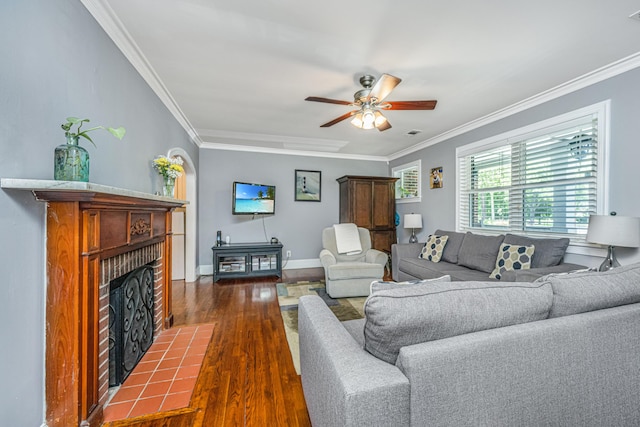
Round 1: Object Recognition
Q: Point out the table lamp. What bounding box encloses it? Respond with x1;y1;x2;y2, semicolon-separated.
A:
586;212;640;271
404;213;422;243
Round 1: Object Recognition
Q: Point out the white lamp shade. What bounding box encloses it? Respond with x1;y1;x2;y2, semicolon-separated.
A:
404;213;423;229
586;215;640;248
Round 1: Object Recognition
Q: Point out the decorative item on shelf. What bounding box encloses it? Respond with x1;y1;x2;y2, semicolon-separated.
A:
404;213;423;243
586;212;640;271
152;155;184;198
54;117;126;182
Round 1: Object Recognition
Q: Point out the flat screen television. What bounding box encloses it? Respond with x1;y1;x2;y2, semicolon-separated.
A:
232;181;276;215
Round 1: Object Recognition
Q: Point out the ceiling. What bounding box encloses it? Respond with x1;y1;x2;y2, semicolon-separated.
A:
86;0;640;160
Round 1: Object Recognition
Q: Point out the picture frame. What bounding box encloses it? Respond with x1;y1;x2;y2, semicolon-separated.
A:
430;166;443;189
295;170;321;201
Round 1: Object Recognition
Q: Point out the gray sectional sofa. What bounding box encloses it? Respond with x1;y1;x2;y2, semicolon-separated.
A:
392;229;586;282
299;263;640;426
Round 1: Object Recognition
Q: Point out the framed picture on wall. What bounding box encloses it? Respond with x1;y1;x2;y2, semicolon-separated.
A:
430;166;443;189
295;170;321;201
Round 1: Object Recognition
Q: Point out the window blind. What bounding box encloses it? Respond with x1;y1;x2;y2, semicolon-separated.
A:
458;115;598;240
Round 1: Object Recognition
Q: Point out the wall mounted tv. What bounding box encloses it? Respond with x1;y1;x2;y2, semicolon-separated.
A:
232;181;276;215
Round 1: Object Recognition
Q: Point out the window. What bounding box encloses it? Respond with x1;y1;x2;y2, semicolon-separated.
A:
393;160;421;203
457;102;609;241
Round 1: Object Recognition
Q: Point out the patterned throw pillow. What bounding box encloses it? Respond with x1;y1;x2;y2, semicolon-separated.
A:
419;234;449;262
490;243;535;279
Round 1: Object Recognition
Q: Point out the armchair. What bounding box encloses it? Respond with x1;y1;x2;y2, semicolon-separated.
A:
319;225;387;298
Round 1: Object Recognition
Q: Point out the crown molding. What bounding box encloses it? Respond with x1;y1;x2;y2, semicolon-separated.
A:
388;51;640;161
81;0;202;147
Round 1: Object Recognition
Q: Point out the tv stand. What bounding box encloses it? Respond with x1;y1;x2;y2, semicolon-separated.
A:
212;242;283;282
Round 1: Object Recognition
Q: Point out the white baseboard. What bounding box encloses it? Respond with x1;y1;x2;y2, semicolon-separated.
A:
197;258;321;276
198;264;213;276
282;258;322;270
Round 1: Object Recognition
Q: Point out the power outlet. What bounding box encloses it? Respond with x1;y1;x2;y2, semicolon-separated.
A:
286;250;292;258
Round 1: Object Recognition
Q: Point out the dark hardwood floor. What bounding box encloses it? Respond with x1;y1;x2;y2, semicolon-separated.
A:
168;268;322;426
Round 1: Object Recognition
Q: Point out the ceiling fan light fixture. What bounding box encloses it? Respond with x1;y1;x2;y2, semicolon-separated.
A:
374;110;387;127
350;112;364;128
307;73;437;129
362;109;375;126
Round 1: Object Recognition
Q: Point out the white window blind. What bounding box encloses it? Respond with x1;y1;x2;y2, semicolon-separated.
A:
458;110;604;241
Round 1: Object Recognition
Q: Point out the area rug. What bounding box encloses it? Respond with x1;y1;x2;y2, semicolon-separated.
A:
277;280;366;374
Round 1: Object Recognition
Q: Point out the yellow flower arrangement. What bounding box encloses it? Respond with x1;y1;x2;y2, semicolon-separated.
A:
153;155;184;179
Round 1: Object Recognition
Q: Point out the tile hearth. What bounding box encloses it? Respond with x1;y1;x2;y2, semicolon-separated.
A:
103;324;213;422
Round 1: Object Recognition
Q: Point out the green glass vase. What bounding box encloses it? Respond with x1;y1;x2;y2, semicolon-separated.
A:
54;135;89;182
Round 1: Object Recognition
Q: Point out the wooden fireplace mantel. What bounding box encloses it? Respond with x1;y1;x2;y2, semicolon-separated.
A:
1;179;186;427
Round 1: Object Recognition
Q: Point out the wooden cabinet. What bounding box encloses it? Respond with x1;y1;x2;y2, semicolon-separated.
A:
212;242;283;282
337;175;398;254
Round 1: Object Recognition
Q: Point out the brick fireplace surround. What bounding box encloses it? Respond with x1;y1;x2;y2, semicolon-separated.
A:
1;179;185;427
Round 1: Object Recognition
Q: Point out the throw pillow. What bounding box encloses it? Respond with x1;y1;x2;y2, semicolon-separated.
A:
490;243;535;280
503;233;569;268
419;234;449;262
370;275;451;294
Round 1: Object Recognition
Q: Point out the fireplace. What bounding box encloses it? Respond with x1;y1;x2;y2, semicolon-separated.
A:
100;243;165;399
2;179;185;427
109;264;155;386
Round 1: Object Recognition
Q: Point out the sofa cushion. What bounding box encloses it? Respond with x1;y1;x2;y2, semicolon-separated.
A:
489;243;535;280
419;235;449;262
457;233;505;273
539;262;640;318
439;269;497;281
370;275;451;293
363;281;553;364
399;258;472;280
434;229;466;264
503;233;569;268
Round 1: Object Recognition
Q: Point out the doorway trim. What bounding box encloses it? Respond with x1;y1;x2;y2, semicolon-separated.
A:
168;147;197;282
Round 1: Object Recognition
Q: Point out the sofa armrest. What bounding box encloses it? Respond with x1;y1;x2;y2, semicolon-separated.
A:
365;248;388;267
319;249;337;270
298;295;410;427
391;243;424;281
500;263;588;282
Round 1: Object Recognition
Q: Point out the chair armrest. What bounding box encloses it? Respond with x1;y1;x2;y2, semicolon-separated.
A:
298;295;410;427
319;249;336;269
500;263;588;282
365;248;388;267
391;243;424;281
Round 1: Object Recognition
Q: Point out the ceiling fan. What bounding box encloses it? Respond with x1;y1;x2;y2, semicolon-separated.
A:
305;73;437;131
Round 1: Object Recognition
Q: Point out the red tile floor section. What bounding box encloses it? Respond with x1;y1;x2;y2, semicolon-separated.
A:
103;324;214;422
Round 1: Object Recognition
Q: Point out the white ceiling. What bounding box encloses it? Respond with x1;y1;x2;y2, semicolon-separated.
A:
86;0;640;160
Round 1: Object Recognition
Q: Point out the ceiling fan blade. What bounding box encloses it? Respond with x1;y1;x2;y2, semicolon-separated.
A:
320;111;357;127
368;74;401;103
305;96;352;106
385;100;438;110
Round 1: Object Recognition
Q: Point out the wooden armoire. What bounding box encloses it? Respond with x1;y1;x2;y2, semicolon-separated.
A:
336;175;398;254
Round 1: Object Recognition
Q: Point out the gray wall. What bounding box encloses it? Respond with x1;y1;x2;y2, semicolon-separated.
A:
391;67;640;268
198;149;388;267
0;1;197;425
